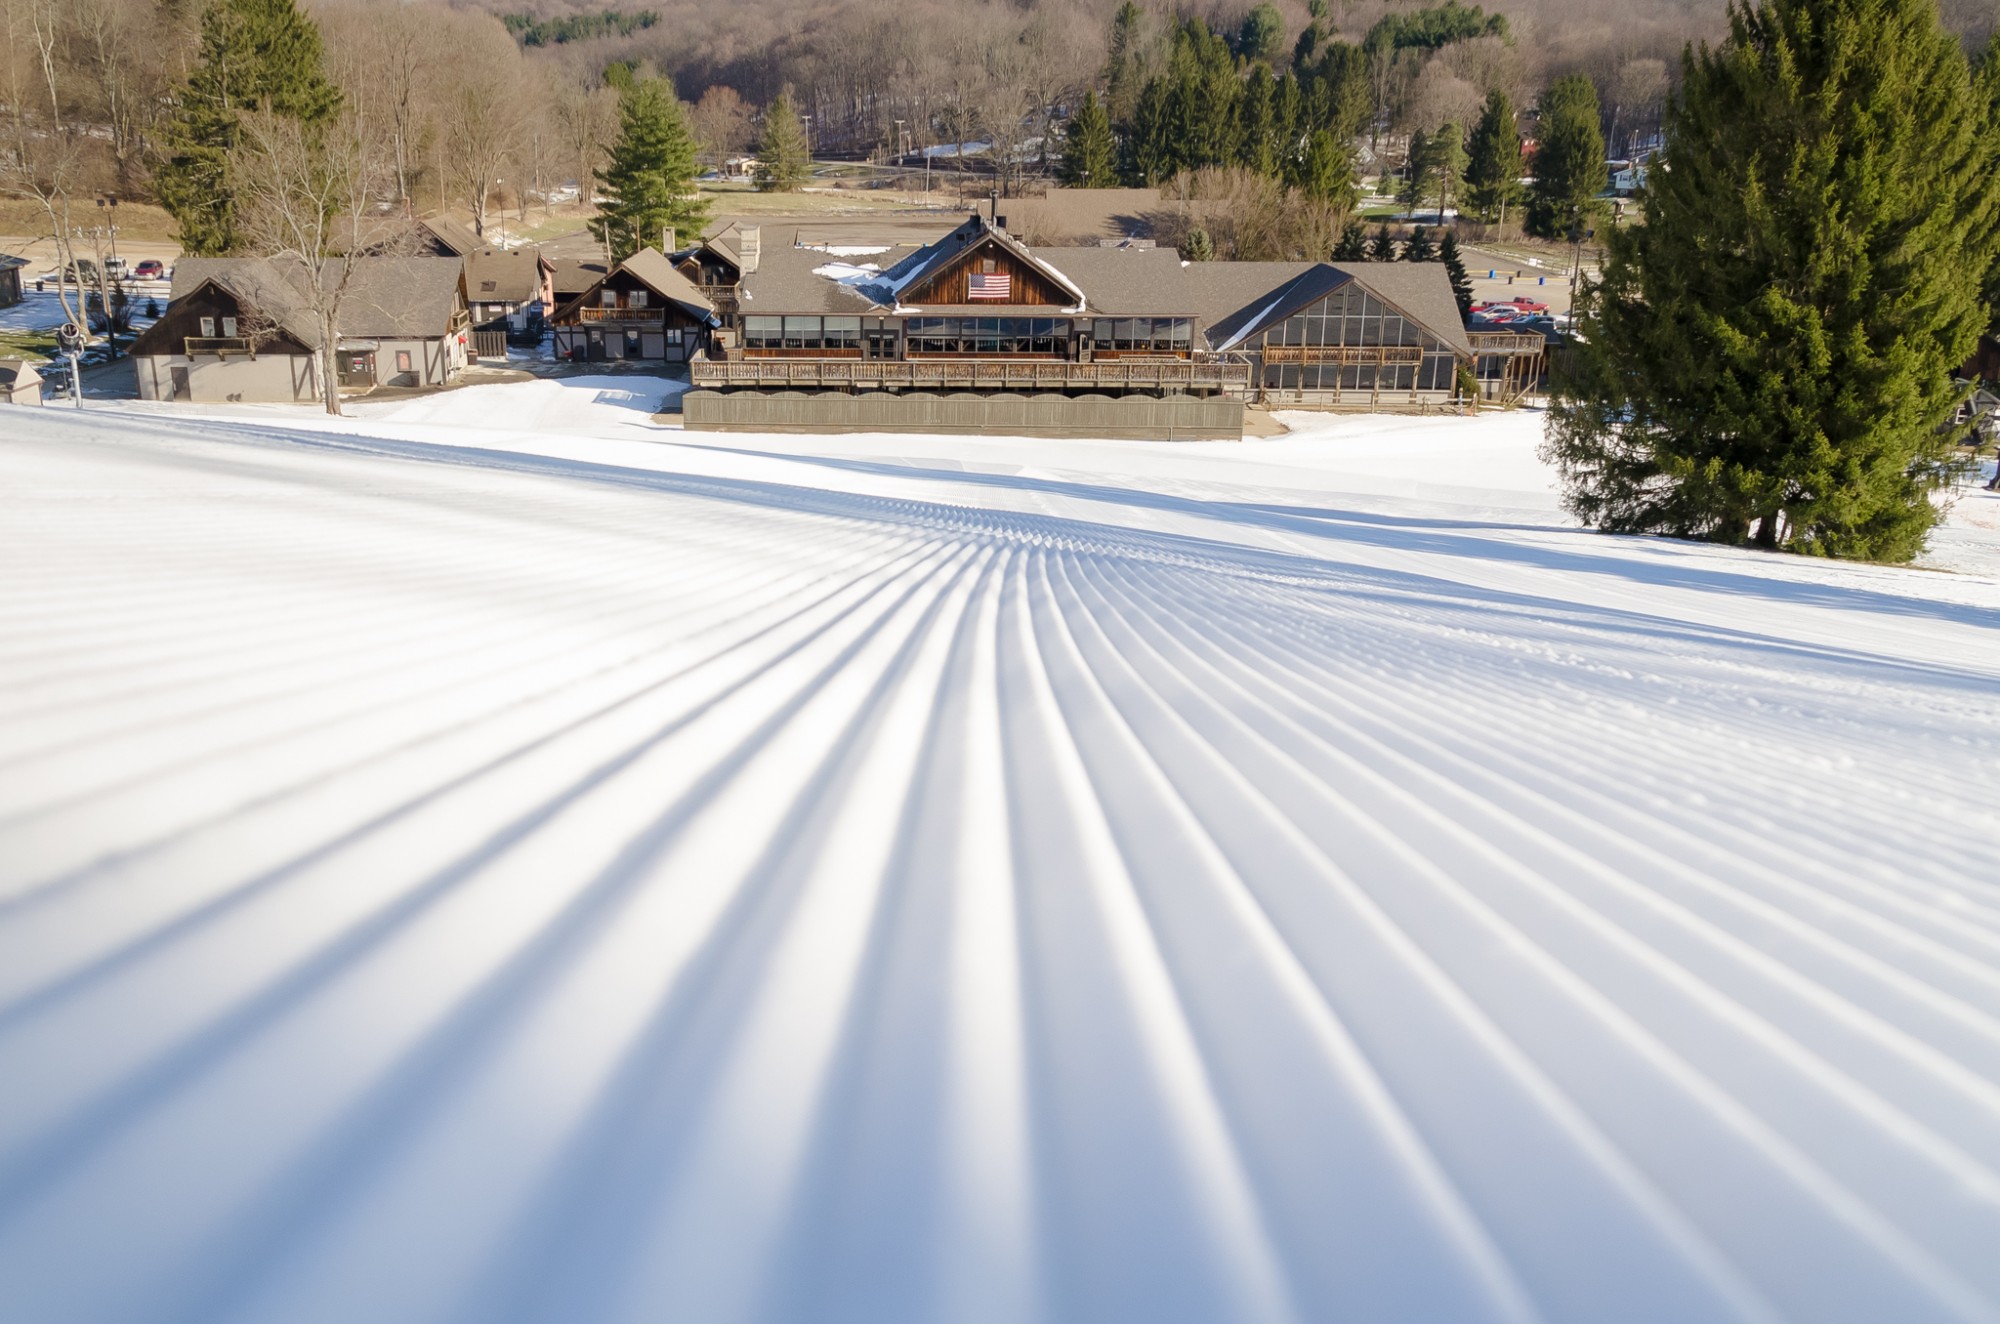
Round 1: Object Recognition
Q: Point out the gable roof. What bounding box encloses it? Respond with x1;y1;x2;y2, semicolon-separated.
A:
1195;260;1472;356
144;256;467;350
1000;188;1162;244
735;242;882;316
0;254;27;271
415;216;486;258
1026;245;1195;317
464;247;547;304
552;247;719;324
0;358;42;387
861;214;1086;310
549;258;609;299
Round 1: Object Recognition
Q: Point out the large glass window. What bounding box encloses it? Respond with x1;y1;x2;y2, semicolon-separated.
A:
906;317;1066;355
823;316;861;349
744;316;782;349
1090;318;1191;351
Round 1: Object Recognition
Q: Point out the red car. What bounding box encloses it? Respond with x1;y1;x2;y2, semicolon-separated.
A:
133;259;165;281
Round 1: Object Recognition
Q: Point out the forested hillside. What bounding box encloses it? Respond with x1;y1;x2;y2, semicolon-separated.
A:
451;0;1997;159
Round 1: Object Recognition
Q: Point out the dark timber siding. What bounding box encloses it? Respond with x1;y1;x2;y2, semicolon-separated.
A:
903;242;1069;308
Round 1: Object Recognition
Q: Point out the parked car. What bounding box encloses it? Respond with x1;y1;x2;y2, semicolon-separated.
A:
133;259;165;281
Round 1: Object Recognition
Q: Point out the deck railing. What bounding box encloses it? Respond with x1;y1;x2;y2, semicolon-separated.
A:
691;357;1251;393
184;336;254;356
572;306;663;323
1467;332;1547;355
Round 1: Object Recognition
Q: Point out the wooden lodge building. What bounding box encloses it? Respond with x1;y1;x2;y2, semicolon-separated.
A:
550;248;719;364
129;257;471;403
685;213;1534;436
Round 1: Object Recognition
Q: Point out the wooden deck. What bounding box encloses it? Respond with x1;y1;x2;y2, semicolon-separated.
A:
691;357;1251;394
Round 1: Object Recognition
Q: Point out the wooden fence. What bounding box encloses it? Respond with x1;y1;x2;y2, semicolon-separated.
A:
470;330;508;361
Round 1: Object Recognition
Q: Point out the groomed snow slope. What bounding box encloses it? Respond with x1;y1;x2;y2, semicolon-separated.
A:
3;394;2000;1324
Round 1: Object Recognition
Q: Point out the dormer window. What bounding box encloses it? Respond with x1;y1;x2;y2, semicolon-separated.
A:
630;290;648;308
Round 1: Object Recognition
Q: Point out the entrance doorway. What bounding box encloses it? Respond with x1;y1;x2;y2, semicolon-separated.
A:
338;349;376;387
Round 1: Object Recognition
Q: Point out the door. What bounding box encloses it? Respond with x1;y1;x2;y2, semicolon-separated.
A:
339;350;376;387
169;365;190;401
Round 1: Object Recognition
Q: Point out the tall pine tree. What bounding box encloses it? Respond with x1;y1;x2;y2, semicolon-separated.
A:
1290;129;1355;205
1367;223;1398;260
1525;75;1606;239
1545;0;2000;560
154;0;339;255
1399;128;1433;216
1402;224;1436;262
753;91;810;192
1058;91;1118;187
1438;228;1474;316
590;79;709;260
1332;221;1369;260
1239;66;1279;176
1463;89;1523;224
1104;1;1147;124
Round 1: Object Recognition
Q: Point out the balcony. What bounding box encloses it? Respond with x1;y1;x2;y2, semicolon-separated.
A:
1467;332;1547;356
1260;344;1425;366
691;357;1252;394
183;336;254;357
573;305;664;323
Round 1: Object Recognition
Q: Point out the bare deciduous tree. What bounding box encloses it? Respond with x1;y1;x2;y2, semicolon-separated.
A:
230;107;401;416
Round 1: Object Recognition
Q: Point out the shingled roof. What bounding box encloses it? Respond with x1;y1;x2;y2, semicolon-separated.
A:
551;247;719;324
1191;260;1473;356
465;247;547;305
148;256;467;349
415;216;485;259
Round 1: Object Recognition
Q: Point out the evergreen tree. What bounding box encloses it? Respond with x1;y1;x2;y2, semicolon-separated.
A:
1399;128;1433;216
1438;228;1474;316
1239;66;1279;175
1058;91;1119;187
1463;89;1524;224
1332;220;1369;260
1525;74;1606;239
1367;223;1398;260
1431;120;1465;222
590;78;710;260
1403;224;1436;262
1126;20;1244;182
1238;3;1284;63
1545;0;2000;561
753;91;810;192
154;0;339;255
1306;42;1375;144
1184;225;1215;261
1272;72;1303;164
1289;128;1355;205
1104;1;1147;124
1982;35;2000;337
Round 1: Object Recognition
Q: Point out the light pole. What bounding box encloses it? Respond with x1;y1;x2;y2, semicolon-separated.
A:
801;112;813;165
96;196;119;263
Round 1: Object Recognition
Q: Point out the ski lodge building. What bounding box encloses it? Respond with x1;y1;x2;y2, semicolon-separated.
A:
683;212;1536;438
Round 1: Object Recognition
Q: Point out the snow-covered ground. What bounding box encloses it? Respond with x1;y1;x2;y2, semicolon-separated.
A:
3;384;2000;1324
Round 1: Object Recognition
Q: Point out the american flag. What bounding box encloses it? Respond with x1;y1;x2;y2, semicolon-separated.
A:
967;271;1011;301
